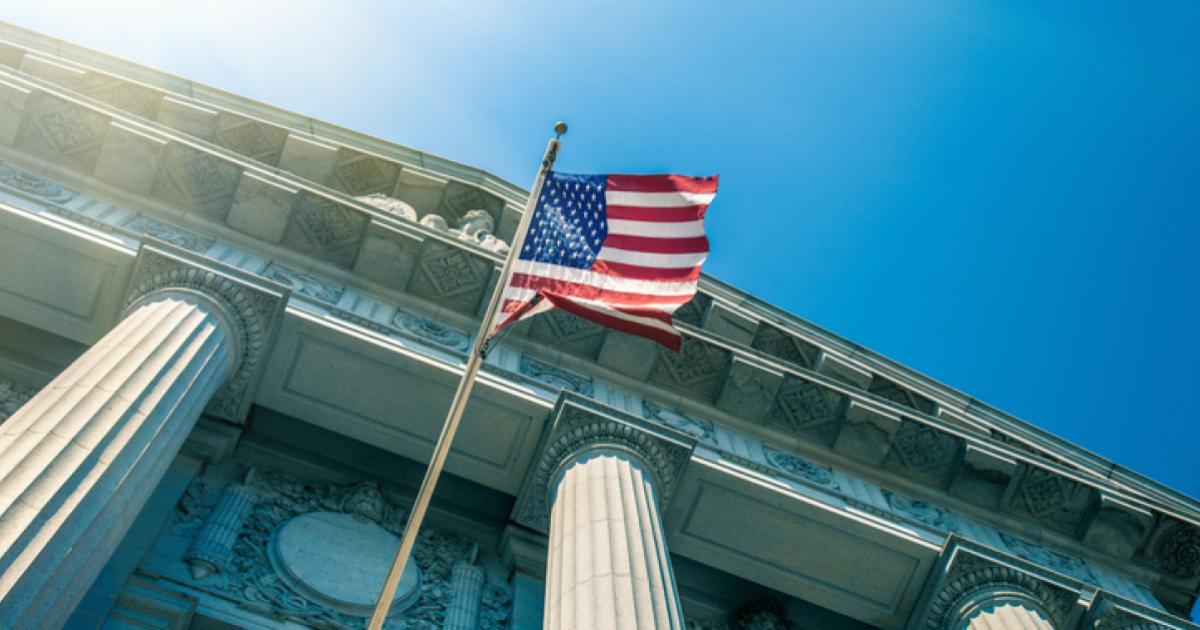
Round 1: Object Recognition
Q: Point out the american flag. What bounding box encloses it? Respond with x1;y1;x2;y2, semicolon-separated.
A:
491;171;718;351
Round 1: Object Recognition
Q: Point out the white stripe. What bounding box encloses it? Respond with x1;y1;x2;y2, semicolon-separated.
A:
510;260;699;296
606;218;706;238
596;247;709;268
565;300;679;335
606;190;715;207
502;287;683;311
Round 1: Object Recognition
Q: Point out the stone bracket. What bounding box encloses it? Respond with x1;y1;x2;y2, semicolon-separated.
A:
125;240;290;423
511;392;697;533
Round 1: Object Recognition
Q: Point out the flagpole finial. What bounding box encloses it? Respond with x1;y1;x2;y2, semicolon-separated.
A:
554;121;568;138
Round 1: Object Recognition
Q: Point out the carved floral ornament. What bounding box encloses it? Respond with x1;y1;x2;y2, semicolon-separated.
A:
1153;519;1200;580
170;468;511;629
513;394;697;532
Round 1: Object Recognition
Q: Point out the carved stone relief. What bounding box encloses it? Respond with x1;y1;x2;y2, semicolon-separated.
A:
885;420;962;482
924;551;1077;630
359;193;418;221
391;310;470;352
0;162;77;203
1006;466;1096;535
766;377;845;444
215;112;288;165
0;378;36;424
263;261;345;304
436;181;504;228
642;399;716;444
518;355;594;397
15;91;109;171
527;308;607;359
881;489;954;531
334;149;401;196
408;240;491;313
152;142;242;221
750;323;818;370
762;444;840;491
167;470;511;629
1153;520;1200;580
648;336;730;400
122;215;215;253
84;74;164;120
283;191;369;268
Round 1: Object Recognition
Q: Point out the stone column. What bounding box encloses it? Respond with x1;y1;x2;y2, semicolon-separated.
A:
0;246;284;628
512;396;696;630
545;450;683;630
443;561;485;630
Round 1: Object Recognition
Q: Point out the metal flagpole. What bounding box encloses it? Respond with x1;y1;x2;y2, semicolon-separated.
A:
366;121;567;630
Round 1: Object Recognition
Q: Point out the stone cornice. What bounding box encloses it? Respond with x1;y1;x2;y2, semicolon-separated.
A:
511;392;696;533
125;241;289;422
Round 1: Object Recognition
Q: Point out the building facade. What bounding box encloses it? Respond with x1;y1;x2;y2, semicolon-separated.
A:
0;21;1196;630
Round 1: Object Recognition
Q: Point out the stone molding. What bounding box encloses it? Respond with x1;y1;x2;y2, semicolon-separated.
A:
124;241;288;421
511;392;697;533
1084;593;1199;629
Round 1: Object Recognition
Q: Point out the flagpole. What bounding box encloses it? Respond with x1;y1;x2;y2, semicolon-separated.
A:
366;122;567;630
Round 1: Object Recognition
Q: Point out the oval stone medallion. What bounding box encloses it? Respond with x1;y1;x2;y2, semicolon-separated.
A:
269;511;421;616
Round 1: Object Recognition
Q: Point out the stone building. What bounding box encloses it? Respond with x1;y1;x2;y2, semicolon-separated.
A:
0;20;1196;630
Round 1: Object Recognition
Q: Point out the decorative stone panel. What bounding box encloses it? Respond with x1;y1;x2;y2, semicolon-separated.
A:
406;238;492;314
526;308;608;359
435;180;504;227
84;74;163;119
14;91;109;172
647;335;731;400
1148;518;1200;580
332;148;400;196
751;322;820;369
765;376;847;445
1003;465;1098;536
151;142;242;221
215;112;288;166
281;190;369;268
715;356;783;423
868;375;936;415
124;242;289;422
512;392;696;532
673;292;712;327
884;419;964;486
518;354;594;397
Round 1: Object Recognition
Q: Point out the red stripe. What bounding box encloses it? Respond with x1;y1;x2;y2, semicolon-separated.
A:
606;174;719;194
606;204;708;222
611;305;676;324
542;293;681;351
591;259;702;281
509;274;694;305
603;234;709;254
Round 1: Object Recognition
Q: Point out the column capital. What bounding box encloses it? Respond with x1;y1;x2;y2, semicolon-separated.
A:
124;240;289;422
512;392;696;533
914;538;1085;629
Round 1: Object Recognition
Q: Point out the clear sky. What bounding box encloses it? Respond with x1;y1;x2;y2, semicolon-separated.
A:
4;0;1198;540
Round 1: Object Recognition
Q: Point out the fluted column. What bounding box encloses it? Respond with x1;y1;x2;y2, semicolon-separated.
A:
952;595;1055;629
184;477;257;580
443;561;485;630
0;288;239;628
544;449;683;630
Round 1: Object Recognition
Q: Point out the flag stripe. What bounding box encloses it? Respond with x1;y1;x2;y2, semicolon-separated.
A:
605;190;716;208
606;204;708;222
502;290;684;313
512;260;700;295
607;218;706;238
602;234;709;254
606;174;720;194
541;293;682;351
590;259;702;281
595;248;709;268
508;274;696;306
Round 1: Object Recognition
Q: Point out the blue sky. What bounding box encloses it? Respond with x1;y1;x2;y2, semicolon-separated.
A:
4;0;1198;536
